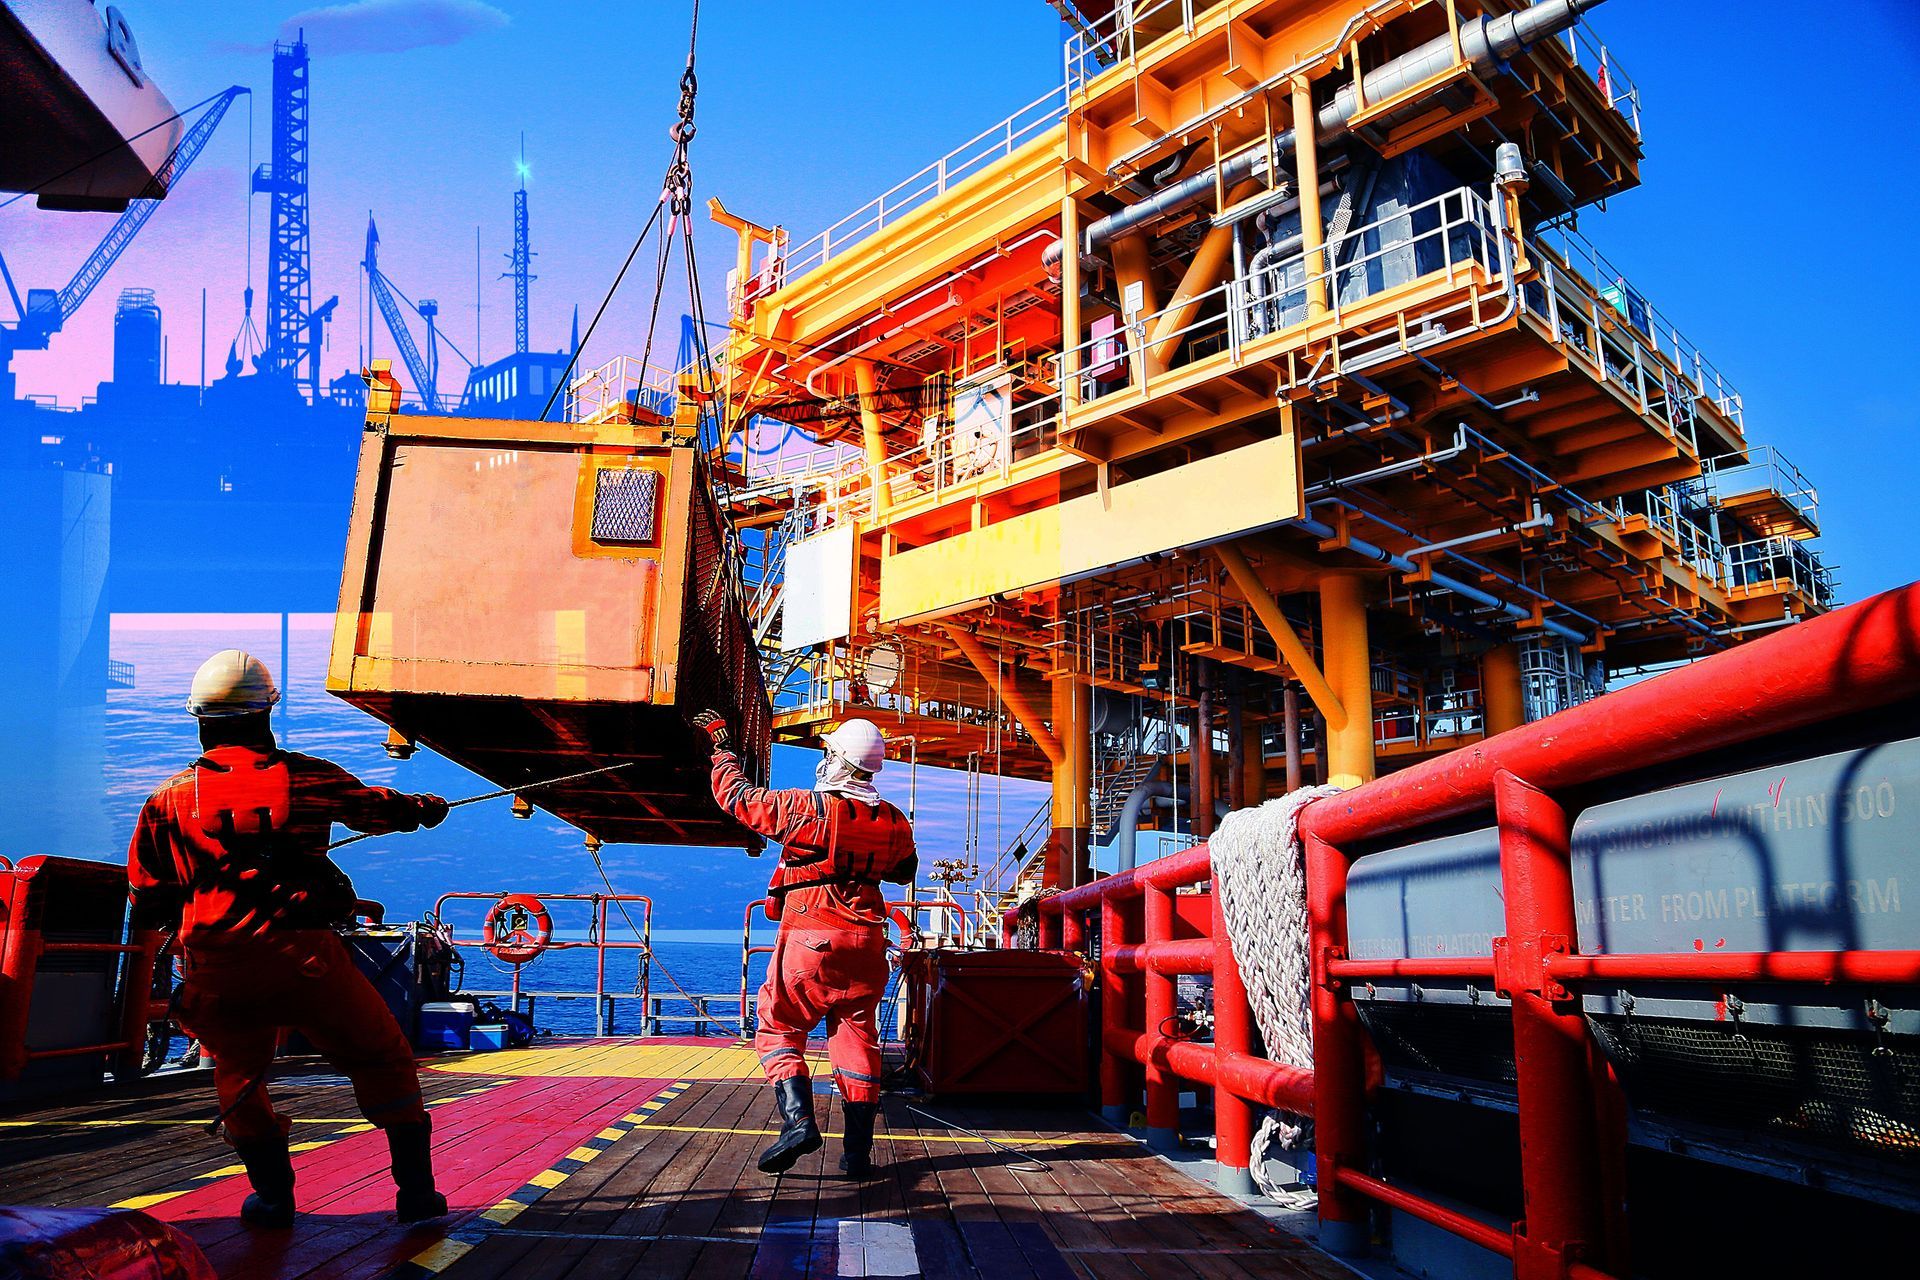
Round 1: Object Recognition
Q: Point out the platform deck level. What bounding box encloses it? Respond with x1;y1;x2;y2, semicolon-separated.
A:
0;1036;1350;1280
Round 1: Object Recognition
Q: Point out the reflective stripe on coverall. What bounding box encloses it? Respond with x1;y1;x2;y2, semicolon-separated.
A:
709;747;916;1104
127;748;437;1143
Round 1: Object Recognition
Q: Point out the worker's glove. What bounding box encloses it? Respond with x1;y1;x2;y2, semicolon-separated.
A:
691;711;730;751
416;794;450;828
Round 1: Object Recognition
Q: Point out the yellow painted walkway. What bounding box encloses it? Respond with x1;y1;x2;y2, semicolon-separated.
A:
424;1038;830;1081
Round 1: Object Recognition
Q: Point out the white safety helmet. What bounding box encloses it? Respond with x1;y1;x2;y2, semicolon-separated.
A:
187;649;281;718
821;718;887;774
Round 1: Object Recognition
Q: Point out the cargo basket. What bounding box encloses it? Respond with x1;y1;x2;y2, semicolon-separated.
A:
328;406;770;849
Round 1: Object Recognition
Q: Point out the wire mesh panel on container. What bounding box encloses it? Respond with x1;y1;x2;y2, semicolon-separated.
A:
327;406;770;849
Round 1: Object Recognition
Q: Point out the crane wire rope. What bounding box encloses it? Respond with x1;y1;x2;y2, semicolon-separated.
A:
539;0;743;1040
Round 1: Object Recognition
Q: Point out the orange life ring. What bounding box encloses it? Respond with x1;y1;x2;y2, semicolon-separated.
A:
483;894;552;965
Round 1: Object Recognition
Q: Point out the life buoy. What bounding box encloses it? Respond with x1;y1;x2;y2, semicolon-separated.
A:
483;894;552;965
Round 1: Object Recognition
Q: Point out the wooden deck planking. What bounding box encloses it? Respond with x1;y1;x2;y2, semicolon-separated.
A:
0;1071;467;1208
3;1042;1350;1280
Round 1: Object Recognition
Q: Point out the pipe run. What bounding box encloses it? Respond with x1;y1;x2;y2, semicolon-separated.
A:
1083;0;1605;252
1295;512;1589;645
1115;776;1230;872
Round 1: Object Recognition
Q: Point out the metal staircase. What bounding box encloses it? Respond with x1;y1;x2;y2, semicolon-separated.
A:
979;797;1054;919
1091;716;1173;843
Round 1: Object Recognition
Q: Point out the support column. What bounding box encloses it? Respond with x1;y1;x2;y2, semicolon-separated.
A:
1482;642;1526;737
853;358;892;518
1111;232;1160;386
1226;679;1245;812
1291;76;1328;322
1192;669;1216;839
1283;683;1304;793
1494;770;1610;1278
1143;182;1260;368
1050;672;1092;888
1143;880;1179;1151
1319;575;1375;789
1211;881;1256;1195
1308;826;1369;1256
1062;194;1082;413
1241;724;1267;808
1099;895;1130;1125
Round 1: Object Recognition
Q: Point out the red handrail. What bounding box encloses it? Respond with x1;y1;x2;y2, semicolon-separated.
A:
1015;582;1920;1279
432;891;653;1033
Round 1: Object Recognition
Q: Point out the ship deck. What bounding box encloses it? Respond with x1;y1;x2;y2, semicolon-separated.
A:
1;1036;1350;1280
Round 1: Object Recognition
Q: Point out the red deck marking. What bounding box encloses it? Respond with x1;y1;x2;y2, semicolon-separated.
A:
150;1072;675;1280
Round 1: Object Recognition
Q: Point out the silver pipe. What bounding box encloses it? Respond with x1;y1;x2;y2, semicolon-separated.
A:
1151;793;1229;820
1084;0;1606;251
1114;773;1171;873
1295;513;1589;644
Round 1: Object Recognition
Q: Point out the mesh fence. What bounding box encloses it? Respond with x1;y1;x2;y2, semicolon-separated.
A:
675;456;772;786
1589;1014;1920;1162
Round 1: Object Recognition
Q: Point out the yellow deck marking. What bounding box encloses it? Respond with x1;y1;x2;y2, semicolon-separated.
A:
410;1238;474;1270
0;1117;372;1128
112;1191;186;1211
424;1040;825;1081
380;1079;692;1276
620;1120;1073;1147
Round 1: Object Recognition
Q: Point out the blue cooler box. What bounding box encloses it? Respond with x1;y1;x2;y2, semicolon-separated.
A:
470;1024;510;1052
417;1001;477;1051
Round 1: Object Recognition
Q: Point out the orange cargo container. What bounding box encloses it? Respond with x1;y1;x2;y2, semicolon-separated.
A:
327;397;771;850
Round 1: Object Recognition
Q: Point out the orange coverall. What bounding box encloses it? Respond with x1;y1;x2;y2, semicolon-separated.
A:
710;747;916;1103
127;747;440;1144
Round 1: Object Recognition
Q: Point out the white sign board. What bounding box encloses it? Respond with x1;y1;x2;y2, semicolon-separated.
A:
779;524;857;652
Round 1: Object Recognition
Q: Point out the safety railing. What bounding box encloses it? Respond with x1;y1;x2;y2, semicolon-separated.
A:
1556;14;1642;137
781;84;1069;282
769;637;1050;740
1064;0;1225;91
1703;445;1819;534
432;891;652;1036
1602;486;1727;587
1026;844;1314;1189
975;795;1056;917
1016;581;1920;1277
1062;0;1642;147
1376;686;1484;748
1725;535;1837;609
1037;182;1509;425
565;352;681;424
737;895;970;1031
756;179;1736;545
1535;224;1741;433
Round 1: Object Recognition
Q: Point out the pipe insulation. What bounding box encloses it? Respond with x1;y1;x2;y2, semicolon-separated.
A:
1083;0;1606;251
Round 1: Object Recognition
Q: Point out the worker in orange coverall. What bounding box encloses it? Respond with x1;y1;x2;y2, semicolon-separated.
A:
693;712;916;1178
126;650;452;1228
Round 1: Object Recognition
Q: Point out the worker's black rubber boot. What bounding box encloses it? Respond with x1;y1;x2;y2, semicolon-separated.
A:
838;1100;879;1178
386;1120;450;1223
235;1135;296;1228
757;1077;823;1175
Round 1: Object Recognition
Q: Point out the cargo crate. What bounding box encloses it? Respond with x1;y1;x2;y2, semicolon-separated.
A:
327;394;770;849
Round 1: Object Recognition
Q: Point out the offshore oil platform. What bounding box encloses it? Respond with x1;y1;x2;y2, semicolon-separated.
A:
3;1;1916;1279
